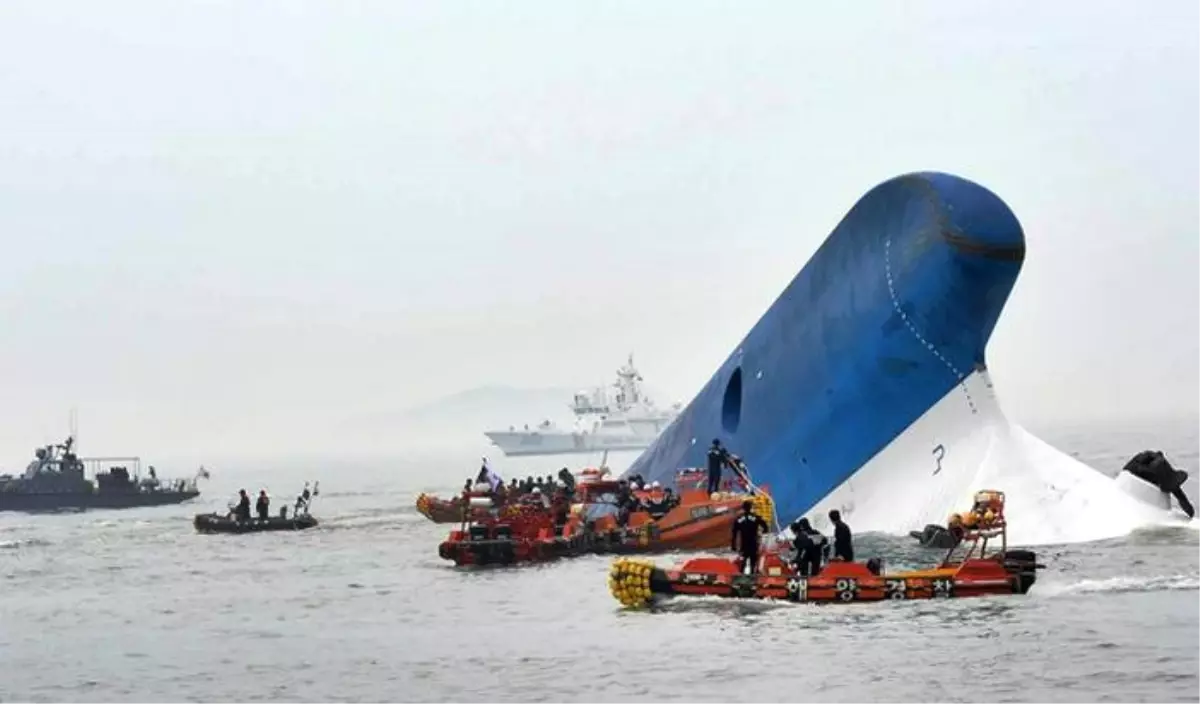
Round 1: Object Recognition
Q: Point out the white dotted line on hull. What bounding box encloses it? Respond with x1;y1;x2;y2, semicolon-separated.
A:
884;236;977;414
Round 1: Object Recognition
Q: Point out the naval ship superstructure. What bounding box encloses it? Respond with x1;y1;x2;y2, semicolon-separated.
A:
483;355;680;457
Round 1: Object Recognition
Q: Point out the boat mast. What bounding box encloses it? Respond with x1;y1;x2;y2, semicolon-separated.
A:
613;353;646;412
69;407;78;450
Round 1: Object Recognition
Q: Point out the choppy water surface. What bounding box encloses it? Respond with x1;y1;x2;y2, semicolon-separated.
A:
1;428;1197;702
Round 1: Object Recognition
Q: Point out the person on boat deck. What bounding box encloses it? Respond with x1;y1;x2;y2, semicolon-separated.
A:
295;484;312;514
255;490;270;521
947;513;967;544
615;479;635;527
234;489;252;522
551;492;570;536
645;482;672;520
707;439;733;495
731;500;769;575
790;518;828;576
829;509;854;562
463;479;473;494
558;468;576;497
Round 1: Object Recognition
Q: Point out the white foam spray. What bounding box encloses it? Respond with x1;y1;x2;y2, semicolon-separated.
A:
804;369;1196;547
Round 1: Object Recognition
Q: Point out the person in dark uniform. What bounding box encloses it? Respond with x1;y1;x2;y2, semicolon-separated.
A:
790;517;828;576
234;489;251;522
829;509;853;562
707;439;732;495
255;490;270;520
731;500;769;575
557;467;576;498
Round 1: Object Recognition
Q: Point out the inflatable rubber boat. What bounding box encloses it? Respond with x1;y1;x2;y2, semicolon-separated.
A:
193;512;319;534
610;489;1043;608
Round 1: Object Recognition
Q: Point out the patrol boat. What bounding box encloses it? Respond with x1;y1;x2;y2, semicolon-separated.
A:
0;435;207;513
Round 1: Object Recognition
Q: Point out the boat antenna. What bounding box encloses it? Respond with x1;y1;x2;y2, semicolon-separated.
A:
69;407;78;447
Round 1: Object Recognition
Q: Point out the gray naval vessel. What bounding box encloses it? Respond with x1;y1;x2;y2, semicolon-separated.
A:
0;435;207;513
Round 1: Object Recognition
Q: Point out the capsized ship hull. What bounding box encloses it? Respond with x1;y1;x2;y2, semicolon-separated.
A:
624;171;1193;545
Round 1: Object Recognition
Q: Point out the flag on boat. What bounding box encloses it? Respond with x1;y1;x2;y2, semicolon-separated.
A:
482;457;502;491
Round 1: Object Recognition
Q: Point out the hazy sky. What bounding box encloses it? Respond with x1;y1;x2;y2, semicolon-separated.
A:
1;1;1196;464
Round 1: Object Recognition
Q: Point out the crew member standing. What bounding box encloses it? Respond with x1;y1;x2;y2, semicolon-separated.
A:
731;500;769;575
790;517;828;576
707;439;731;495
234;489;251;522
829;509;854;562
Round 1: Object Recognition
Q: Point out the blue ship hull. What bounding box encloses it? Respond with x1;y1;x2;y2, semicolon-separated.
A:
625;172;1026;526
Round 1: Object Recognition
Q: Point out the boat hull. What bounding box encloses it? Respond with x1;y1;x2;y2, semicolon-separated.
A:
193;513;319;534
483;430;655;457
438;489;775;567
415;493;493;524
0;490;200;513
609;550;1040;608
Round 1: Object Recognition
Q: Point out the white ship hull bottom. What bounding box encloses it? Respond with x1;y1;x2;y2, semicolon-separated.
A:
802;369;1197;547
484;432;655;457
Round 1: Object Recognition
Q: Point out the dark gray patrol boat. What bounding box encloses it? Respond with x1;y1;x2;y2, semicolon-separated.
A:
0;435;207;513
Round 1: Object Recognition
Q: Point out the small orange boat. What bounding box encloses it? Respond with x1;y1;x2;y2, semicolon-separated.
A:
609;489;1044;607
437;467;775;567
415;492;494;524
565;468;774;551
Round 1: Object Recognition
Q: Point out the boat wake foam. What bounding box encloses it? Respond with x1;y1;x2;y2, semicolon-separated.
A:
1038;574;1200;598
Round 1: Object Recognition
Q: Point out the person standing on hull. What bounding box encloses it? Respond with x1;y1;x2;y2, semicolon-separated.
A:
731;500;769;576
255;490;270;521
829;509;854;562
707;438;734;495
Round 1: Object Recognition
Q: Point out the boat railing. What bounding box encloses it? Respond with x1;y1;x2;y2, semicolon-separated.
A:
83;456;142;478
939;491;1008;568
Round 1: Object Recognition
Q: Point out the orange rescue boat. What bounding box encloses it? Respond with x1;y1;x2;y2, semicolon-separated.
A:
609;489;1044;607
437;466;776;567
415;492;495;524
562;467;775;551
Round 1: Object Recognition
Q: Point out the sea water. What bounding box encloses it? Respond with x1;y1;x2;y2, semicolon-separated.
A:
1;422;1196;702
